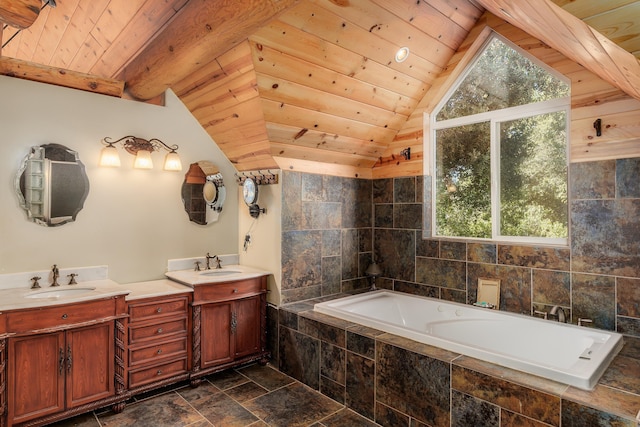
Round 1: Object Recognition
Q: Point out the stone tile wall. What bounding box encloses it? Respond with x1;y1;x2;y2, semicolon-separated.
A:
281;160;640;336
281;172;372;303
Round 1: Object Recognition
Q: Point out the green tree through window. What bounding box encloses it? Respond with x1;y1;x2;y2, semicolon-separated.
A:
430;34;569;244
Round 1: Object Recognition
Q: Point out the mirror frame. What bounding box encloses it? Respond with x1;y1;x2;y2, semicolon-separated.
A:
181;161;226;225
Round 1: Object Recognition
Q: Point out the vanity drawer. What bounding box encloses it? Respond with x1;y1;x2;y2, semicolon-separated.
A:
129;336;188;366
195;277;266;303
129;295;190;323
128;358;188;388
128;317;188;344
6;298;115;333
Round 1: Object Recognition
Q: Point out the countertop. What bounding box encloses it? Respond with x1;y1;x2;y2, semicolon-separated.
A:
0;279;128;311
164;264;271;287
120;279;192;300
0;265;271;312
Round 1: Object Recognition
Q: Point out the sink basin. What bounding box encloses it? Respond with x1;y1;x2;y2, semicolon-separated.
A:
200;270;242;276
26;287;97;299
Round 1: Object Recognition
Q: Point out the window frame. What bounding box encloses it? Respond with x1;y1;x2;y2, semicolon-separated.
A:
425;33;571;246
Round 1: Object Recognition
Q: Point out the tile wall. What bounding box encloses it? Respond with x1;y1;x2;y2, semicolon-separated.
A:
280;158;640;336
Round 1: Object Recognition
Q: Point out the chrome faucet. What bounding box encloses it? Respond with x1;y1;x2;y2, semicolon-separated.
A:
549;305;566;323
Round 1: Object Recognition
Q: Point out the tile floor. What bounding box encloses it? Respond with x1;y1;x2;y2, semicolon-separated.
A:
49;364;380;427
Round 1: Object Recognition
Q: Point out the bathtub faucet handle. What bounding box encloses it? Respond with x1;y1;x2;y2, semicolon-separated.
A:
578;318;593;327
533;310;548;320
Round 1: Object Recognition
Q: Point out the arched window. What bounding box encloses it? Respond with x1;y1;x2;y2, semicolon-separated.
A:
428;33;570;245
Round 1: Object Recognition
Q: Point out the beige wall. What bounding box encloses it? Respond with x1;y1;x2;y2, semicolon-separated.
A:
0;76;240;284
238;179;282;305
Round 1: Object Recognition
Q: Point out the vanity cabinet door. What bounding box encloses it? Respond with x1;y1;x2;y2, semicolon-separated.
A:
7;332;65;425
66;322;115;408
234;295;261;359
201;301;233;368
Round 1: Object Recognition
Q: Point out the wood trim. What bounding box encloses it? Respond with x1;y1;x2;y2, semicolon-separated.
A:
0;0;39;29
274;156;373;179
475;0;640;101
121;0;299;101
0;57;124;97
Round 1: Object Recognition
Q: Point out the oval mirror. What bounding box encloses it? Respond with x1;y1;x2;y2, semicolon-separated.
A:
181;161;226;225
15;143;90;227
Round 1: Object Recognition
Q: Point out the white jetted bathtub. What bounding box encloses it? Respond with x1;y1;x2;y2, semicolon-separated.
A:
313;290;623;390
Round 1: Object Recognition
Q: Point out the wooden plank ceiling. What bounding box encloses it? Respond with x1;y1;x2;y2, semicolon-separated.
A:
1;0;639;176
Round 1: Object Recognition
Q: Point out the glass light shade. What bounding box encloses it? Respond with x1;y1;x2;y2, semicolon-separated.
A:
133;150;153;169
163;151;182;171
99;145;121;167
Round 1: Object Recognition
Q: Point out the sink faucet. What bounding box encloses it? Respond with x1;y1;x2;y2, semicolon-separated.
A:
549;305;566;323
51;264;60;287
205;253;220;270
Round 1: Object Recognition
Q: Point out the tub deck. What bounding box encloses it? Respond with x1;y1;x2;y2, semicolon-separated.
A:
314;290;623;390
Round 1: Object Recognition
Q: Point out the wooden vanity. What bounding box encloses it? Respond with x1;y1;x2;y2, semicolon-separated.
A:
0;268;270;427
191;275;269;385
0;295;128;427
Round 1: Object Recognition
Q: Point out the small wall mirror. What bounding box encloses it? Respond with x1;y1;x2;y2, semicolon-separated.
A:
181;161;226;225
15;143;90;227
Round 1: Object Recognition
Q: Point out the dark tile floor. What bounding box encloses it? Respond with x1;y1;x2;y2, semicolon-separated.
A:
50;364;380;427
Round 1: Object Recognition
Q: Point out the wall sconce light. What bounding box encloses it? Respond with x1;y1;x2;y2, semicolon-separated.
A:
100;136;182;171
365;262;382;291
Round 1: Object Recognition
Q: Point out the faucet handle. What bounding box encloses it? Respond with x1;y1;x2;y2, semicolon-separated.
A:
67;273;78;285
194;261;202;271
533;310;548;320
215;257;222;269
31;276;42;289
578;318;593;327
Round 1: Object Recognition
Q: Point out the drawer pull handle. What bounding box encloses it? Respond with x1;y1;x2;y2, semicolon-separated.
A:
61;313;68;319
157;349;163;354
156;307;162;313
157;369;162;376
157;328;163;334
233;289;238;293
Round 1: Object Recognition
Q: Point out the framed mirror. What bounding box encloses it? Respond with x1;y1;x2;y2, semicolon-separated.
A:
181;161;226;225
15;143;90;227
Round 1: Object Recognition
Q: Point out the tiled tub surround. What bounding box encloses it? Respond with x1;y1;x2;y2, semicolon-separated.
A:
273;300;640;426
281;160;640;339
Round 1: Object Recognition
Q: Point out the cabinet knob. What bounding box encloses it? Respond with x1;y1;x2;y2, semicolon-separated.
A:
157;328;163;334
61;313;68;319
156;307;162;313
157;348;163;354
233;288;238;293
156;370;162;376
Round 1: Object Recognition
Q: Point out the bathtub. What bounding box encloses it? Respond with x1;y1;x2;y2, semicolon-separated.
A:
313;290;623;390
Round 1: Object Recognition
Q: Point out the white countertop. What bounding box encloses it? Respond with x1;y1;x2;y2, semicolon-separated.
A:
120;279;192;300
0;263;271;312
0;279;128;311
164;264;271;287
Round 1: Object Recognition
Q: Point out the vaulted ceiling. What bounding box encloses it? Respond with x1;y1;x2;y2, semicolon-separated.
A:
2;0;640;176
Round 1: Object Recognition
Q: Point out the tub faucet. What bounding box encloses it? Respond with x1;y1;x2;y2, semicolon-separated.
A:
549;306;566;323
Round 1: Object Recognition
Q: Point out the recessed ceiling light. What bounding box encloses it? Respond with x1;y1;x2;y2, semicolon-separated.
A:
395;47;410;63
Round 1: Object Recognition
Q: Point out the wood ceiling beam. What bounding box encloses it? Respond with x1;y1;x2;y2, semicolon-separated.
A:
474;0;640;101
0;0;39;29
120;0;299;101
0;57;125;97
